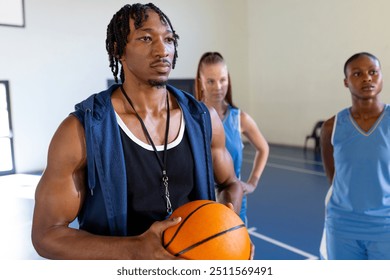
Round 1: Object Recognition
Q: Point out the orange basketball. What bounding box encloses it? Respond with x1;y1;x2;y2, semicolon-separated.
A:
162;200;251;260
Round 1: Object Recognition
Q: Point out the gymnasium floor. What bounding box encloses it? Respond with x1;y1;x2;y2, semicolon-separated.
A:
0;144;328;260
244;144;328;260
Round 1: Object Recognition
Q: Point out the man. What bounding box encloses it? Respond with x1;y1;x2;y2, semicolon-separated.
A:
31;3;243;259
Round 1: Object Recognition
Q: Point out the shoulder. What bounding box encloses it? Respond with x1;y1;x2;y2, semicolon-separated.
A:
239;110;252;122
239;110;258;131
322;116;335;131
321;116;335;143
323;107;352;132
208;105;222;125
48;115;87;169
385;104;390;114
54;115;85;145
72;84;120;123
52;115;85;142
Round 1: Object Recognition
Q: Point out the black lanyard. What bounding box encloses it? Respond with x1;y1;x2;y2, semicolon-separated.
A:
120;85;172;215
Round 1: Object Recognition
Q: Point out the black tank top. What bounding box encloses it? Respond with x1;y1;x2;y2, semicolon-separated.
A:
117;113;195;236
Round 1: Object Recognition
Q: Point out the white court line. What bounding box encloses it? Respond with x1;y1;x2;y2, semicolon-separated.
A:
242;151;326;176
247;227;319;260
268;154;323;166
242;158;326;176
265;162;326;177
243;150;323;166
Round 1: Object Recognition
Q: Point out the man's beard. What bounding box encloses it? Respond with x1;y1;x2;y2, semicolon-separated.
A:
148;79;167;88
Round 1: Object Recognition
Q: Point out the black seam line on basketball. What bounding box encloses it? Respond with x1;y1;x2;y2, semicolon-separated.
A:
174;224;246;257
163;201;216;249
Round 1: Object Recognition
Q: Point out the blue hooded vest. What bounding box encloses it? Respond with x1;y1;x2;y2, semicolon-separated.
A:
71;84;216;236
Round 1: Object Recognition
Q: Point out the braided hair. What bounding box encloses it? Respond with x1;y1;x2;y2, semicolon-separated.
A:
195;52;236;108
106;3;179;83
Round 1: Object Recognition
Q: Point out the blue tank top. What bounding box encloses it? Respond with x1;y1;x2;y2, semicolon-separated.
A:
326;105;390;240
223;106;243;178
116;113;195;236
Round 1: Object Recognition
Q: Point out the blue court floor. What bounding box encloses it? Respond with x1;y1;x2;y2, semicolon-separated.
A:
0;144;329;260
244;144;329;260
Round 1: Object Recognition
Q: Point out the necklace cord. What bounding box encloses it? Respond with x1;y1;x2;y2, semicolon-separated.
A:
120;85;172;215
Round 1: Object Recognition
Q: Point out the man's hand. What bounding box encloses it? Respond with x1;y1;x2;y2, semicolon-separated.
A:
136;216;183;260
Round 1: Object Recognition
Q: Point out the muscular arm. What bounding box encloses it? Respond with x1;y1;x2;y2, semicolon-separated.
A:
31;115;180;260
240;111;269;194
320;117;335;185
208;107;243;214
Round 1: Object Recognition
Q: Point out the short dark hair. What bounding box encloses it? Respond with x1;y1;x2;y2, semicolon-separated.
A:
343;52;380;77
106;3;179;83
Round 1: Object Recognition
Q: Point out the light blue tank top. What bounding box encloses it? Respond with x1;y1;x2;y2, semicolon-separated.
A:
223;106;244;178
326;105;390;240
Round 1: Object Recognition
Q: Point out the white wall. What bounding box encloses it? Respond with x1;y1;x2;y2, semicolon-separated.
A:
0;0;248;172
2;0;390;172
248;0;390;145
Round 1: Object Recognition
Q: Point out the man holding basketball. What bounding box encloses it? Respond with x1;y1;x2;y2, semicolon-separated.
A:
31;3;245;259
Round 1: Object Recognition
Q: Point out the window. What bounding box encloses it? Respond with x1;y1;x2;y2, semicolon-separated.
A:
0;81;15;175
